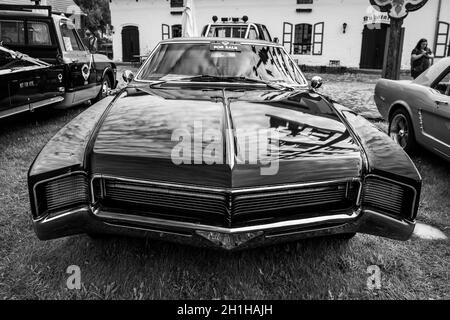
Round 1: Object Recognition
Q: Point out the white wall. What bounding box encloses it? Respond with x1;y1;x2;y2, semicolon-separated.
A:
110;0;449;69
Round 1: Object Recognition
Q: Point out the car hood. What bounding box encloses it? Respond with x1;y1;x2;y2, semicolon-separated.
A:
90;87;363;188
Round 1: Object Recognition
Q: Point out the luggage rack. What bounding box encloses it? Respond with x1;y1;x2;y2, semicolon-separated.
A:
0;4;52;17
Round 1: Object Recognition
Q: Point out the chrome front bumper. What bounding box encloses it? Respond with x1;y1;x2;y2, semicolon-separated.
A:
33;206;415;250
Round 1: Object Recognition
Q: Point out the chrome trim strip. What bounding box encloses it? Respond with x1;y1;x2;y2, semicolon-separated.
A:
34;207;88;223
93;208;361;234
223;91;236;169
102;222;193;238
0;96;64;119
0;104;29;119
29;96;65;111
32;171;88;218
90;174;362;198
422;130;450;150
363;174;418;218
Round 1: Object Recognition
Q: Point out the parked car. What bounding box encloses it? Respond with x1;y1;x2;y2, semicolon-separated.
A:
374;57;450;160
28;37;421;250
0;44;64;119
0;3;117;112
202;16;272;41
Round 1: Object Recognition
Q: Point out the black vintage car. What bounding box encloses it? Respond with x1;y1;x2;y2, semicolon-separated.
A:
28;38;422;250
0;4;117;113
0;44;64;119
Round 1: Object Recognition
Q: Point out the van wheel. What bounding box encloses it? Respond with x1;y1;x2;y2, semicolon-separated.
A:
93;76;112;102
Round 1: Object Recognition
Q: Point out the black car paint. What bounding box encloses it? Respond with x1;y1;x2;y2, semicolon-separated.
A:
89;87;362;189
0;10;116;109
0;65;64;114
28;85;421;225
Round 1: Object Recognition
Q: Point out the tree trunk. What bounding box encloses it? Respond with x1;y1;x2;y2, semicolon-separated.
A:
383;18;404;80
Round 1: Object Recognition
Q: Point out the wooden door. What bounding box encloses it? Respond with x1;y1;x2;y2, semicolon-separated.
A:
122;26;140;62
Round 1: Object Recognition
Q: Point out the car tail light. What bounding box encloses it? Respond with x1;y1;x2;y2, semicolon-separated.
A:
362;176;416;220
34;173;88;218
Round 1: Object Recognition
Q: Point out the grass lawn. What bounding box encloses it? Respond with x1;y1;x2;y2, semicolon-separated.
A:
0;72;448;300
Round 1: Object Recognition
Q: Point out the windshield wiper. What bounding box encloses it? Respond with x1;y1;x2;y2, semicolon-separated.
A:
180;75;294;91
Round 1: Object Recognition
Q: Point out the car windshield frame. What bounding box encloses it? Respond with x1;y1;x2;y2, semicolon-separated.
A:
134;39;308;87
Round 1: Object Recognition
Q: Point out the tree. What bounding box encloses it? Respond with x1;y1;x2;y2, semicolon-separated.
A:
74;0;111;36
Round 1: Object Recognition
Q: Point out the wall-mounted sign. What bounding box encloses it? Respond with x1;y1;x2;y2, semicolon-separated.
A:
369;0;429;19
363;6;390;25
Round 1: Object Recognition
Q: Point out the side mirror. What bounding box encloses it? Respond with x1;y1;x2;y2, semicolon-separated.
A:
273;37;279;44
310;76;323;90
122;70;135;83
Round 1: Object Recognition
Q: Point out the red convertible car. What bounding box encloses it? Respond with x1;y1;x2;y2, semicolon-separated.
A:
28;38;421;250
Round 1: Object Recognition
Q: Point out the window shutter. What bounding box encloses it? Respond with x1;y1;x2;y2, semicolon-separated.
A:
282;22;293;54
312;22;324;55
162;24;170;40
435;22;449;58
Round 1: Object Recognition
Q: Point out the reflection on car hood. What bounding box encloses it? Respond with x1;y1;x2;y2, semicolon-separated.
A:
90;87;363;188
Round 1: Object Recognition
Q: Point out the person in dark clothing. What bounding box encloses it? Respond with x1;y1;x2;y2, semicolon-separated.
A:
411;38;434;79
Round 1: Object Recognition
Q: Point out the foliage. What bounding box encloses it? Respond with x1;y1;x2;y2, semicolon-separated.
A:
74;0;111;34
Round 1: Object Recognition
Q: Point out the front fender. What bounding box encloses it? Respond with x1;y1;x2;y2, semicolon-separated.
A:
335;105;422;220
28;96;115;183
337;106;421;182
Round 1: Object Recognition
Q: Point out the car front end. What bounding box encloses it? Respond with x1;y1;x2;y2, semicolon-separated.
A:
28;38;421;250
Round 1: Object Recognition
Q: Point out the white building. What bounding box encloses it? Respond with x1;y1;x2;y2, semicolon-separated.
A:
110;0;450;70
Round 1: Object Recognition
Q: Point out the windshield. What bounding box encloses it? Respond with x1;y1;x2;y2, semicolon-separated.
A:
207;25;248;38
415;58;450;86
60;21;84;51
137;42;306;86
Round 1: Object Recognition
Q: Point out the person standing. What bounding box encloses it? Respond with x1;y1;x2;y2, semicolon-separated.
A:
411;39;434;79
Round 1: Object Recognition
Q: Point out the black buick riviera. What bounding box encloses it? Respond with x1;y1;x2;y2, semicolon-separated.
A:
28;38;421;250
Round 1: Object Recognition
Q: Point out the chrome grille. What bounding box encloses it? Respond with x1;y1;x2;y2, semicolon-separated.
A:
45;175;89;212
363;178;404;215
103;180;228;216
94;177;359;227
233;185;349;215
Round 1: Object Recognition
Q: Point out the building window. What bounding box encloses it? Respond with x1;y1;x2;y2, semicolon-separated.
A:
162;24;170;40
293;24;312;55
0;20;25;45
435;22;449;58
297;0;313;3
172;24;182;38
283;22;324;55
170;0;184;8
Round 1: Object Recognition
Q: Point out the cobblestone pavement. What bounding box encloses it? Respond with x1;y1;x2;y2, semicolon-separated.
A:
304;72;385;120
117;65;395;121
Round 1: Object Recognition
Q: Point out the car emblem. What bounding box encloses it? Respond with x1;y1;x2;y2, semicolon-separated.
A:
81;64;90;81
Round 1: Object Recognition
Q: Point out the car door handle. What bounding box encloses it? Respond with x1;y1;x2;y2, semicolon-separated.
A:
436;100;449;105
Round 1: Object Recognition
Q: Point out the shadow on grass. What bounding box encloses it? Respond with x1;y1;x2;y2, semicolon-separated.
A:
0;104;88;139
